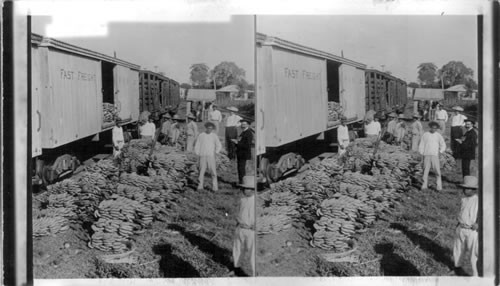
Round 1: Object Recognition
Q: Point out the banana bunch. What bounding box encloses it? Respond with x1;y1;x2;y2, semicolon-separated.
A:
337;171;379;189
297;170;331;187
119;172;162;190
270;177;305;194
89;231;130;253
152;173;186;191
46;178;81;195
269;191;300;208
215;152;231;173
318;157;344;176
310;230;351;251
91;218;136;237
440;149;457;172
47;193;76;209
33;216;70;237
127;139;153;150
257;213;293;234
40;207;76;219
85;159;119;179
77;171;107;194
150;152;188;172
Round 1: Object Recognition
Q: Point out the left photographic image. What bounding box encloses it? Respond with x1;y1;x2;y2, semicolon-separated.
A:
30;16;255;278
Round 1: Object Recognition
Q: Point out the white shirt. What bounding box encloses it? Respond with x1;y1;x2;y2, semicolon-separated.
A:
140;122;156;137
194;132;222;156
209;110;222;122
226;114;242;127
451;114;467;127
237;194;255;227
418;131;446;156
458;194;478;226
337;125;349;145
435;109;448;121
112;126;124;145
387;120;398;135
364;121;381;136
394;122;406;141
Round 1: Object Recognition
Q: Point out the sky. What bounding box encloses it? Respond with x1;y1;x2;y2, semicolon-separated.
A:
257;15;478;83
32;15;255;84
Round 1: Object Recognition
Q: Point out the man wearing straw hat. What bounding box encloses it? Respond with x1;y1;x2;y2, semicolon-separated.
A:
231;175;255;277
410;114;423;152
450;106;467;158
419;121;446;191
225;106;242;160
194;122;222;191
452;176;479;276
186;114;198;152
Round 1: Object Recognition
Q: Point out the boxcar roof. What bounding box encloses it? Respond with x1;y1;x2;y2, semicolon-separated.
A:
365;69;406;84
31;33;141;70
256;33;366;69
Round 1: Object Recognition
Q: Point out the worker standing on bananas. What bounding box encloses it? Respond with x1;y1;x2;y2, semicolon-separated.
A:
194;122;222;191
337;116;350;156
112;117;124;158
231;175;255;277
418;121;446;191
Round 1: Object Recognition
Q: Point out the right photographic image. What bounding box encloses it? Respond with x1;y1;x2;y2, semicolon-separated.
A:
255;15;481;277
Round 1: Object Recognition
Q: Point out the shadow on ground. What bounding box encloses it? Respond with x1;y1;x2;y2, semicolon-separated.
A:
391;222;454;269
153;243;201;277
374;242;421;276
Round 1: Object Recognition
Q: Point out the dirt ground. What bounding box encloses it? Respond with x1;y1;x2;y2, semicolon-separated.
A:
33;112;256;278
256;113;479;277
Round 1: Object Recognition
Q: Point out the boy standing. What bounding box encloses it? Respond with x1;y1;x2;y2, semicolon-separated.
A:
452;176;479;276
418;121;446;191
231;176;255;277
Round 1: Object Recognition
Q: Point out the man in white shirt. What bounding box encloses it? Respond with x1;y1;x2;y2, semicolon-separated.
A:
209;105;222;134
225;106;242;160
112;117;124;157
337;117;349;156
364;117;381;140
450;106;467;158
139;116;156;141
418;121;447;191
194;122;222;191
435;104;448;134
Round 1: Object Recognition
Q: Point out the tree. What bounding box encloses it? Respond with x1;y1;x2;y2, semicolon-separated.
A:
417;62;438;87
438;61;475;89
408;82;419;88
210;61;246;89
189;63;210;88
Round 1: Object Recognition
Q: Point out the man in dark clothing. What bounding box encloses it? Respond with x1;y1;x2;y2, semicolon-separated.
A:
233;119;253;184
456;119;478;177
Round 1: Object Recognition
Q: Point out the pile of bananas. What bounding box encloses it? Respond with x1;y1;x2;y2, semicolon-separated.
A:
297;170;331;187
47;193;76;209
216;152;231;173
119;172;162;190
33;216;70;237
77;171;107;193
85;159;119;180
440;149;457;172
46;178;81;195
102;102;118;123
337;171;383;189
89;231;130;253
269;191;300;209
269;177;305;194
150;152;188;172
312;157;344;176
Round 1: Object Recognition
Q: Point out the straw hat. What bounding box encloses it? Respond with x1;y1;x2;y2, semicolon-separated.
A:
388;112;397;118
227;106;239;112
187;114;196;120
428;121;440;128
452;106;464;112
398;114;406;119
459;176;478;189
413;113;422;118
172;114;182;121
162;113;172;119
239;176;255;189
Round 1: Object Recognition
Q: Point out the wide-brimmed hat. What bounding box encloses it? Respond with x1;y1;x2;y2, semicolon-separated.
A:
398;114;407;119
239;176;255;189
172;114;182;121
240;119;251;124
204;122;216;129
464;118;475;125
459;176;478;189
227;106;239;112
187;114;196;120
162;113;172;119
413;113;422;118
387;112;397;118
452;106;464;112
428;121;440;128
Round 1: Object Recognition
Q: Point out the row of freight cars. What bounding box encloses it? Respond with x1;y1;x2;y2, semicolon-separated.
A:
255;33;407;182
31;33;180;177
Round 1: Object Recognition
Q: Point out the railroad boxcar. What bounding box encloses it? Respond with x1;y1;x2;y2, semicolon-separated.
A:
31;33;140;158
365;69;408;113
256;33;367;181
139;71;181;120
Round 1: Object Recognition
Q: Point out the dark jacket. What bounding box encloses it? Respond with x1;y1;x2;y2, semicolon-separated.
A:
236;128;253;160
460;128;478;159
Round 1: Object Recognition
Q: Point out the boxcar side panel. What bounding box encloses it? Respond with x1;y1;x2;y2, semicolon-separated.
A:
113;65;139;122
256;44;272;155
31;46;43;156
43;50;102;148
268;47;327;147
340;64;365;120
